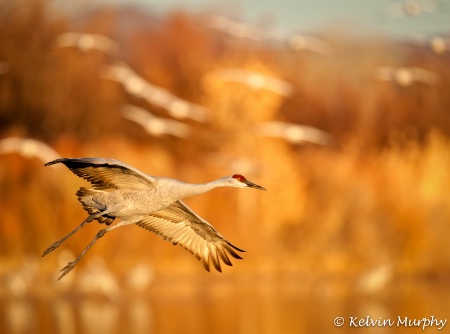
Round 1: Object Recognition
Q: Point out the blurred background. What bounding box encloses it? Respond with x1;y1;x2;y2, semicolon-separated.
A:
1;0;450;333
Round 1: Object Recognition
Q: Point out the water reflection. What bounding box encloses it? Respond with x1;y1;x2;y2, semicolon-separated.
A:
79;299;120;334
126;298;152;334
4;299;36;334
1;277;449;334
53;300;76;334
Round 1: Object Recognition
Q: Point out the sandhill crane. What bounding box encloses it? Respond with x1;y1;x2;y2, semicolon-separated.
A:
209;15;264;40
265;28;332;56
102;62;208;122
257;122;332;145
410;34;450;54
209;15;331;55
210;68;293;96
0;137;61;162
121;104;191;138
43;158;266;279
385;0;442;18
54;32;119;55
374;66;438;87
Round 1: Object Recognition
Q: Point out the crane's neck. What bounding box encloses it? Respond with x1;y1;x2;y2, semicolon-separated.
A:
182;178;230;198
159;177;229;201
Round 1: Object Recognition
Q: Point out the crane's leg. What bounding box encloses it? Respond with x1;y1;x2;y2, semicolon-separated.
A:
57;220;130;280
42;210;112;257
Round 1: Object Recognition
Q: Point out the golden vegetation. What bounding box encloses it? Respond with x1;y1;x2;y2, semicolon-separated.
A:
1;0;450;285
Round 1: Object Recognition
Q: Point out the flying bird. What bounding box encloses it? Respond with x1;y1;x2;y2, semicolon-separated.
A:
0;137;61;162
102;62;208;122
43;158;266;279
265;27;332;55
54;32;119;55
209;15;264;40
211;68;293;96
385;0;442;18
209;15;331;55
121;104;191;138
374;66;438;86
410;34;450;54
257;122;332;145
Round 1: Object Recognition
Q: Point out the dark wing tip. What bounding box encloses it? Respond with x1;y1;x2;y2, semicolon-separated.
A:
212;260;223;273
45;158;66;166
209;248;223;272
45;157;86;167
228;242;246;253
224;243;245;260
45;157;117;168
45;157;131;169
202;257;211;272
204;242;246;273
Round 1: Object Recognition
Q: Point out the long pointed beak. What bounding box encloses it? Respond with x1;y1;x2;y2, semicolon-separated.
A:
244;180;267;191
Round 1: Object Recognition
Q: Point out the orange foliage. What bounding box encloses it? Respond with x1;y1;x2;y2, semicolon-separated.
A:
1;0;450;283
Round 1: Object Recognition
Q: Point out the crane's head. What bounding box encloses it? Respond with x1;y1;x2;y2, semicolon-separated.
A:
229;174;266;190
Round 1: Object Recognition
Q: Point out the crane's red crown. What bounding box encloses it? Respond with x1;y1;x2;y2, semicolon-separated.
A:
232;174;246;182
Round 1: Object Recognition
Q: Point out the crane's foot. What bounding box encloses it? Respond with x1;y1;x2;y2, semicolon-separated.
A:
54;227;108;280
42;216;97;259
58;261;77;280
42;241;62;257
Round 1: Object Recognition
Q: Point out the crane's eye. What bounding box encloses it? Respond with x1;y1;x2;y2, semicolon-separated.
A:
232;174;246;182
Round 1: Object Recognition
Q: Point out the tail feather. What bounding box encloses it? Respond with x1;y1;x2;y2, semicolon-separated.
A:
76;187;115;225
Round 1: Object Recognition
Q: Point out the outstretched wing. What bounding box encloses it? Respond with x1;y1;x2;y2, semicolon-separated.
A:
45;157;156;191
136;200;245;272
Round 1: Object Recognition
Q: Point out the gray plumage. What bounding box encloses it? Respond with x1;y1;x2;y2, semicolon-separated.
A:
42;158;266;280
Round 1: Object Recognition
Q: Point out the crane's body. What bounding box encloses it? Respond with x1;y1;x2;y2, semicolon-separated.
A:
78;176;248;219
43;158;266;280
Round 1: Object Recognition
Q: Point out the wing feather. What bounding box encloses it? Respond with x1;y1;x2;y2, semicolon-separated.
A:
216;246;232;266
202;252;211;272
135;200;244;272
208;243;222;272
45;157;155;191
170;229;187;243
223;243;243;259
185;234;202;260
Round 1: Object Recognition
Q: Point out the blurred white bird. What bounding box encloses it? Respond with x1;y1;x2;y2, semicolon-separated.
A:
285;34;332;55
206;152;261;176
102;62;208;122
0;137;61;162
257;122;332;145
266;27;332;55
209;15;264;40
410;34;450;54
121;104;191;138
209;15;331;55
211;68;293;96
374;66;438;86
385;0;443;18
54;32;119;55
